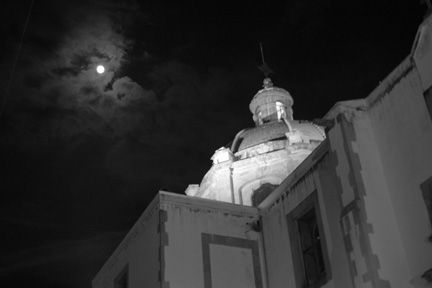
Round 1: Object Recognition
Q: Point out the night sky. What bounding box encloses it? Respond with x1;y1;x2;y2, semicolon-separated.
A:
0;0;426;287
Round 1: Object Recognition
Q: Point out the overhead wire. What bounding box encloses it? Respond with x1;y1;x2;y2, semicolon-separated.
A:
0;0;35;120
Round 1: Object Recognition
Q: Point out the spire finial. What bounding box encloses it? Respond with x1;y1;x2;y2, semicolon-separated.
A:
263;77;273;89
258;42;273;78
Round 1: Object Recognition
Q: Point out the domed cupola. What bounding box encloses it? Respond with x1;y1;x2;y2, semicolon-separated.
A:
187;75;326;207
249;77;294;125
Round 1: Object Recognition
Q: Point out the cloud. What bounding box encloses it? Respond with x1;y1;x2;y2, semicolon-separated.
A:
1;0;258;194
3;0;154;142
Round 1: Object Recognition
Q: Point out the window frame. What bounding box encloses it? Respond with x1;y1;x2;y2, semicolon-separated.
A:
286;191;331;288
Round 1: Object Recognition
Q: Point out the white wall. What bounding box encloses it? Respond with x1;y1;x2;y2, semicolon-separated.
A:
320;55;432;287
261;201;297;288
160;192;265;288
366;63;432;283
330;110;411;288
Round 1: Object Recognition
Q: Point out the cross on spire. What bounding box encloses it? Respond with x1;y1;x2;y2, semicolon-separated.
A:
258;42;274;78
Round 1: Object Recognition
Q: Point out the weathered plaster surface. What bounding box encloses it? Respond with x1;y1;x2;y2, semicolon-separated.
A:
159;192;264;288
197;144;319;206
365;65;432;282
334;114;395;288
322;43;432;286
315;153;354;288
261;201;296;288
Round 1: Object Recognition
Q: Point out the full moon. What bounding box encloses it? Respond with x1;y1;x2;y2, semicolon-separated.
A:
96;65;105;74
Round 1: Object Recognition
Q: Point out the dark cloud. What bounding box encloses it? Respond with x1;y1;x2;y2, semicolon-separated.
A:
0;2;163;286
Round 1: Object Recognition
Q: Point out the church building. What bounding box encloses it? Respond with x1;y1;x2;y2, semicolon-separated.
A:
93;14;432;288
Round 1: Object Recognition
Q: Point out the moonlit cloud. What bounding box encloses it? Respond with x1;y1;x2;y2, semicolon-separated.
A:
5;0;154;142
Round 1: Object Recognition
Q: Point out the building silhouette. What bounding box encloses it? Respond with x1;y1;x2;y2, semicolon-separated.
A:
93;15;432;288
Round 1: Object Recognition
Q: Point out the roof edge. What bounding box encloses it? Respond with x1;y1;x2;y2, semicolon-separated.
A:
159;190;258;216
258;138;330;210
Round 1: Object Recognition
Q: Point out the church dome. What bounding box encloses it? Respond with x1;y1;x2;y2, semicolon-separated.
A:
232;77;325;154
232;122;288;152
189;77;326;206
231;121;325;153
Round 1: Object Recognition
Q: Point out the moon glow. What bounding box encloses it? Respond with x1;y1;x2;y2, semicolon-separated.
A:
96;65;105;74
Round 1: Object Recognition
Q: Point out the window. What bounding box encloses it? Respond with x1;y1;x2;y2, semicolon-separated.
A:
114;265;128;288
257;110;263;125
251;183;278;206
287;192;330;288
421;176;432;242
425;87;432;120
276;101;286;120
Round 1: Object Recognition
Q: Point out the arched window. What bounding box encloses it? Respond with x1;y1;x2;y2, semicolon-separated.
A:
251;183;278;206
257;110;263;125
276;101;285;120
